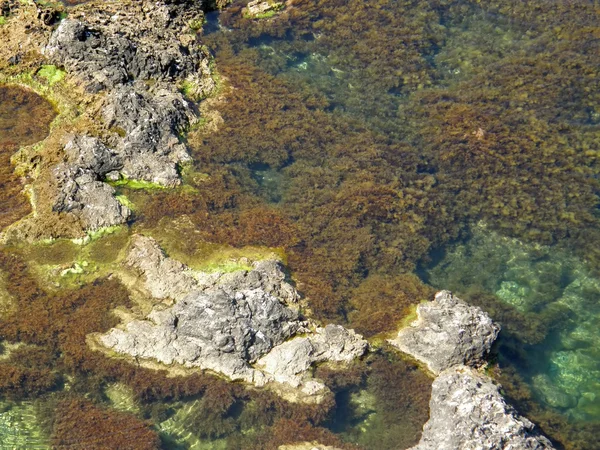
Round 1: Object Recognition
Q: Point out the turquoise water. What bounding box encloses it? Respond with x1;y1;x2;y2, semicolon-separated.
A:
197;1;600;447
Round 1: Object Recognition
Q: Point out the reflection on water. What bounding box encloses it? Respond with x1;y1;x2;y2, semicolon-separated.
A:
0;86;56;229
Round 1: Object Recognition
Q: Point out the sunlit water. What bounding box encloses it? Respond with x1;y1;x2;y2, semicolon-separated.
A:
0;86;56;229
1;1;600;449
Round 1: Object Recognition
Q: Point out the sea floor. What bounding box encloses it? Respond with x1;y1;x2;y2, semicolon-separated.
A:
1;0;600;448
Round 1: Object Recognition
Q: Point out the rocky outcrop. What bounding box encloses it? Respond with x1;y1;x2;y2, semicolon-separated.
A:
411;366;554;450
390;291;554;450
52;135;130;230
96;235;367;403
44;1;210;92
389;290;500;375
35;0;217;232
102;86;193;186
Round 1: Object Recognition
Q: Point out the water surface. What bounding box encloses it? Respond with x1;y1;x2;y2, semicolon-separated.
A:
1;0;600;448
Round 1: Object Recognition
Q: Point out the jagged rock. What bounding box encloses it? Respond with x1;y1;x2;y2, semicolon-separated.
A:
410;366;555;450
102;85;193;186
389;291;500;374
100;284;301;376
39;0;216;232
123;235;199;301
257;324;368;387
52;136;129;230
63;135;122;176
52;164;130;230
45;6;207;91
96;235;367;402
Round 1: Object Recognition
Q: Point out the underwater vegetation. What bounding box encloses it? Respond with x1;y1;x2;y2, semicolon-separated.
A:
0;237;431;449
51;398;160;449
0;0;599;448
0;86;56;230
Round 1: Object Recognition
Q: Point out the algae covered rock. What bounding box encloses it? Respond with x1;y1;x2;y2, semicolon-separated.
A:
96;235;367;402
389;290;500;374
411;366;554;450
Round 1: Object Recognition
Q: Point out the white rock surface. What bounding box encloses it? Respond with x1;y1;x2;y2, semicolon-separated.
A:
410;366;555;450
389;290;500;374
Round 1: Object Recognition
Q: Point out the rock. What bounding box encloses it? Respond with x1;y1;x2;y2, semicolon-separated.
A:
102;85;193;186
123;235;199;301
100;284;301;378
52;164;130;230
96;236;367;402
45;6;208;91
388;290;500;375
410;366;555;450
39;0;216;233
257;324;368;387
63;135;122;176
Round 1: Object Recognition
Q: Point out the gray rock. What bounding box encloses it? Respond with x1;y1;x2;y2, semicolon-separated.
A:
411;366;555;450
389;290;500;374
102;85;193;186
52;164;130;230
42;1;216;232
45;1;208;91
257;324;368;387
97;235;367;401
101;284;300;367
124;235;199;301
63;135;122;176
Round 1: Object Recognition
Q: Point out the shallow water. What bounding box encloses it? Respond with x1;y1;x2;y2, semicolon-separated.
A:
0;86;56;230
1;0;600;448
191;0;600;447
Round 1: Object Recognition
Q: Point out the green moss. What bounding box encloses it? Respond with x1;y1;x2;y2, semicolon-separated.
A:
107;178;166;191
147;221;286;273
188;17;205;31
0;16;6;26
248;10;279;20
36;65;66;86
115;195;135;211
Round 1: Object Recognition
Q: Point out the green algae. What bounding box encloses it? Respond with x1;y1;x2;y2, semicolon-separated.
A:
0;401;50;449
35;65;66;86
107;178;167;191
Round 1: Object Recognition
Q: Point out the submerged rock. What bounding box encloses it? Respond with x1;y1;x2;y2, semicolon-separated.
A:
96;235;367;402
411;366;554;450
389;290;500;375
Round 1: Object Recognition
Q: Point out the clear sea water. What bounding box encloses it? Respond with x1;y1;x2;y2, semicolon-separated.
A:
1;0;600;448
